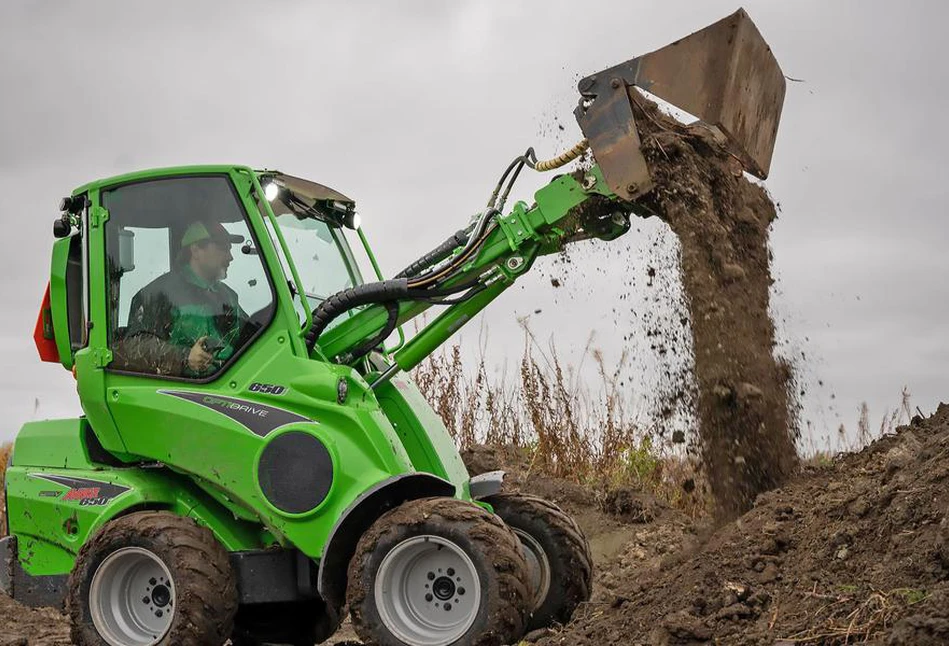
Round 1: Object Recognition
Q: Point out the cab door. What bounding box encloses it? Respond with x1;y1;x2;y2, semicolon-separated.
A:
88;170;302;511
74;187;129;457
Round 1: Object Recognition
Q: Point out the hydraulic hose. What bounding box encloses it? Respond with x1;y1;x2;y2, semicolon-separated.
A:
395;229;469;279
305;277;484;356
405;221;498;290
486;140;589;212
305;279;411;352
533;139;589;171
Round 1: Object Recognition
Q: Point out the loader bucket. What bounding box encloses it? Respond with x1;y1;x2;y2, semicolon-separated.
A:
575;8;785;201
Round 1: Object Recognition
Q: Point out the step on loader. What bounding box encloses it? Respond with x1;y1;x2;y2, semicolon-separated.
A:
1;9;783;646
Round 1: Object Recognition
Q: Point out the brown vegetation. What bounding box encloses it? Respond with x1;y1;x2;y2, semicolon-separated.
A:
412;334;708;517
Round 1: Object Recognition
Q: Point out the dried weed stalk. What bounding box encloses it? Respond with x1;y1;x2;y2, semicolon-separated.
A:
413;327;706;514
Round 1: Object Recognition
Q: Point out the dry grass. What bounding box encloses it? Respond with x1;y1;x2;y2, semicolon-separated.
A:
801;387;916;461
782;585;927;644
412;328;707;516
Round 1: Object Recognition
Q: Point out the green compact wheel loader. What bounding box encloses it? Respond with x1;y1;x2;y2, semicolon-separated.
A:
0;10;784;646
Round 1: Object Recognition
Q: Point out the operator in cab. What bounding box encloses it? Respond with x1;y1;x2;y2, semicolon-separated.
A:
112;220;248;377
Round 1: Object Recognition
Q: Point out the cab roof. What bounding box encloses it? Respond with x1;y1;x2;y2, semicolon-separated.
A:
70;165;354;206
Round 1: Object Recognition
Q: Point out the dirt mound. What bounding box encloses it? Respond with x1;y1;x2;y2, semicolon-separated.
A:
534;404;949;645
0;593;70;645
628;93;799;518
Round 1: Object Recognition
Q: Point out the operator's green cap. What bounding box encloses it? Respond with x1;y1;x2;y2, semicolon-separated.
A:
181;221;244;247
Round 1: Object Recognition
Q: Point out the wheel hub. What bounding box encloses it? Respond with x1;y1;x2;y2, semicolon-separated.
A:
151;584;171;608
89;547;175;646
374;535;483;646
432;576;456;601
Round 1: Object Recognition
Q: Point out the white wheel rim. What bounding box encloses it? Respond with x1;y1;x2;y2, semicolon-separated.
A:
374;535;482;646
88;547;175;646
512;528;552;611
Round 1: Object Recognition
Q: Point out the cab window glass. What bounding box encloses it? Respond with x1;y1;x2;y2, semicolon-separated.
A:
103;175;274;379
65;233;87;350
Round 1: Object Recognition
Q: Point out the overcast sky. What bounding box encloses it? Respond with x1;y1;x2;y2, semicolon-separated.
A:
1;1;946;448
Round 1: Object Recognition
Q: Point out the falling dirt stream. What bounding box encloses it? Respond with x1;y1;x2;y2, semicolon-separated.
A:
631;93;799;518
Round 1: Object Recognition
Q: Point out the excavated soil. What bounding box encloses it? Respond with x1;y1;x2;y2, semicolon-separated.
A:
531;405;949;646
0;596;70;645
627;93;799;519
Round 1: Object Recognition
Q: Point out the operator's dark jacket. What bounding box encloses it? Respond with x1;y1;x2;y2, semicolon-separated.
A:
112;266;248;377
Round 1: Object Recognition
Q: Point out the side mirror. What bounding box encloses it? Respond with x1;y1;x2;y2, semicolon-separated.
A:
52;216;71;238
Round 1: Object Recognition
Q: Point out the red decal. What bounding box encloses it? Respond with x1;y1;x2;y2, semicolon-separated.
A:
63;487;101;501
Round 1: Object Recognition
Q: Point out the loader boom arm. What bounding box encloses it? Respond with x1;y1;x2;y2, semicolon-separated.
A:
312;8;784;379
315;164;642;375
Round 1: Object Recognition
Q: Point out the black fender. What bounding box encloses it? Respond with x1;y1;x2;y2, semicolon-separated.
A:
317;473;456;624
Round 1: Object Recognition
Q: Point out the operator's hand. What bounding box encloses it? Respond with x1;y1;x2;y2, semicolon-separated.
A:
187;337;214;373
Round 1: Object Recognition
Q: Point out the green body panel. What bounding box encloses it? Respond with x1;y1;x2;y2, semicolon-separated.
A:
48;237;77;370
6;419;263;576
12;419;92;470
8;161;633;590
374;375;469;492
99;347;420;556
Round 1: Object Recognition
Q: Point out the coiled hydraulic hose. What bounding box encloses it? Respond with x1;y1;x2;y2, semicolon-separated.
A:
305;277;485;356
533;139;589;171
486;140;590;212
305;280;412;352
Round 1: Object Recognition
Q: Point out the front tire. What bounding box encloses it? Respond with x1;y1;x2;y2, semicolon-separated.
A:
66;511;237;646
485;493;593;631
347;497;530;646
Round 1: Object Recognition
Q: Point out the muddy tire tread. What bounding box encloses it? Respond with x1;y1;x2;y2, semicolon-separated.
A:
485;492;593;630
66;510;237;646
347;497;530;646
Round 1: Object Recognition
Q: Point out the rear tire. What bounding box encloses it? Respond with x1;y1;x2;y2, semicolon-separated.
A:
484;493;593;631
66;511;237;646
346;497;530;646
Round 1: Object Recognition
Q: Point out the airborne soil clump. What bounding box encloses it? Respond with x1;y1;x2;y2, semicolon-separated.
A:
629;92;799;518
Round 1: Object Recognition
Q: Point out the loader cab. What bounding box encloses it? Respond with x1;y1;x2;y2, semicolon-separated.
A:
45;168;366;377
